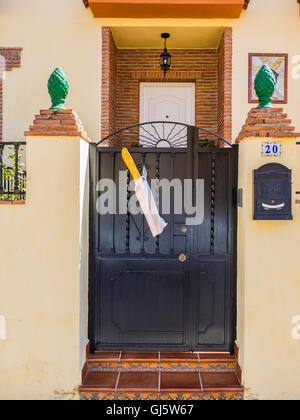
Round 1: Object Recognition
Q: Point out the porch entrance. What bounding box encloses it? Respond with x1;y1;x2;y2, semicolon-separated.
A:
89;123;238;353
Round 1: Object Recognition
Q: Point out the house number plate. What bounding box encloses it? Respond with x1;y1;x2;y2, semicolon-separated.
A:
261;142;282;157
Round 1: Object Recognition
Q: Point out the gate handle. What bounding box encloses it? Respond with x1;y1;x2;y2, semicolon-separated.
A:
121;148;141;183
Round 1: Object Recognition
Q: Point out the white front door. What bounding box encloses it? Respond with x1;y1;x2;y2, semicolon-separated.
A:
140;83;195;147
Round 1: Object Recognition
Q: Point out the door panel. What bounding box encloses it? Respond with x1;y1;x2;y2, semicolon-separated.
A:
98;258;187;346
140;83;195;125
193;260;227;347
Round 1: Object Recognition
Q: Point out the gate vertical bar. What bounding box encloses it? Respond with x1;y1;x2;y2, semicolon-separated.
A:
126;168;130;252
155;152;160;254
187;126;199;207
186;125;199;254
111;152;116;253
186;126;199;350
141;152;146;255
170;151;175;254
210;152;216;254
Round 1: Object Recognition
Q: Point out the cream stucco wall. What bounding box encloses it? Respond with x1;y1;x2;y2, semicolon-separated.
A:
237;137;300;400
231;0;300;141
1;0;300;401
79;140;90;371
0;136;89;400
0;0;102;143
1;0;300;143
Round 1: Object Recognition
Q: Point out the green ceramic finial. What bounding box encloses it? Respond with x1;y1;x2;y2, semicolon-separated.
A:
254;64;276;109
48;67;69;110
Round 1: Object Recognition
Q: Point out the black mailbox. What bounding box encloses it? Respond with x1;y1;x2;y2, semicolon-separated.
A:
254;163;292;220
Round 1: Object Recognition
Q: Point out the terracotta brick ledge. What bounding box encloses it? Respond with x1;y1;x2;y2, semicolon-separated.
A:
24;109;91;142
235;108;300;143
0;200;25;205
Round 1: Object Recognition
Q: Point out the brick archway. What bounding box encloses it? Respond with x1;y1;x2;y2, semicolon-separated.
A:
101;27;232;143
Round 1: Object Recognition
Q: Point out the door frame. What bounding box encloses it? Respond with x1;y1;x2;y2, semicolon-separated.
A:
139;82;196;126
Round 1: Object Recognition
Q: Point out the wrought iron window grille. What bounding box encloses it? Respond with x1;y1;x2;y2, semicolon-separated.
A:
0;142;26;201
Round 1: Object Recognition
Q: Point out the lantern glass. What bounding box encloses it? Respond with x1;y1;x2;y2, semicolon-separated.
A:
160;49;172;75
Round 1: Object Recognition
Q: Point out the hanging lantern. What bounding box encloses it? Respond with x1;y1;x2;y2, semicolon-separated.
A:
160;33;172;78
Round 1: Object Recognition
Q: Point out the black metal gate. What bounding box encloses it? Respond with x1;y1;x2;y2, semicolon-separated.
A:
89;123;238;352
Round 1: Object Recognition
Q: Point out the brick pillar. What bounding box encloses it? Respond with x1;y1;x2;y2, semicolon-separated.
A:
24;109;90;140
236;107;299;142
217;28;232;143
101;27;117;143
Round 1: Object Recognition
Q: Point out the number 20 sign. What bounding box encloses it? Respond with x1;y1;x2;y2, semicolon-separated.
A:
261;142;282;157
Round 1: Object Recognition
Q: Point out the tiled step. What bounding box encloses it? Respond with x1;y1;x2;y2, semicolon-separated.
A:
80;351;243;400
79;370;243;400
87;351;238;371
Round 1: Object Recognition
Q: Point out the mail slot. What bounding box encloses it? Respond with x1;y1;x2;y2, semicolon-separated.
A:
254;163;292;220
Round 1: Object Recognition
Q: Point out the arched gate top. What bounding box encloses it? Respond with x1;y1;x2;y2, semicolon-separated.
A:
97;121;232;148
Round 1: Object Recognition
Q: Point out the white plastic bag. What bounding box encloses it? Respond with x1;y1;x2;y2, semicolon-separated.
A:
134;167;167;237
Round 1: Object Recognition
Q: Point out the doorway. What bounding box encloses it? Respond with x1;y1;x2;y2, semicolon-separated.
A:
140;83;195;126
